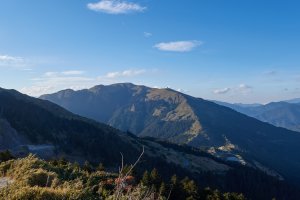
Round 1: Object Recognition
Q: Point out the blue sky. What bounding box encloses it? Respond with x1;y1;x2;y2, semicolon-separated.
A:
0;0;300;103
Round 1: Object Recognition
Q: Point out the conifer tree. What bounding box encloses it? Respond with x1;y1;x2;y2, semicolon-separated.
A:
97;163;105;171
159;182;167;197
150;168;161;189
141;170;150;186
83;161;92;173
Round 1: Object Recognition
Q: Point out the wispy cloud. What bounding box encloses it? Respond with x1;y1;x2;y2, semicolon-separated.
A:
43;71;85;77
177;88;189;93
213;84;253;95
87;0;146;14
0;54;27;68
44;72;58;77
213;87;231;94
144;32;152;38
20;71;94;97
0;55;22;62
263;70;277;76
238;83;252;91
154;40;202;52
20;86;56;97
20;69;151;97
62;70;85;75
104;69;146;79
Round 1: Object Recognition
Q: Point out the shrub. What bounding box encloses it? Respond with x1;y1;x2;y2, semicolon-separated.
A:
26;169;57;187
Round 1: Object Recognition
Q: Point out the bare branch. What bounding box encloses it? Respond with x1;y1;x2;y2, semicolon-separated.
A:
114;146;145;200
124;146;145;179
166;184;173;200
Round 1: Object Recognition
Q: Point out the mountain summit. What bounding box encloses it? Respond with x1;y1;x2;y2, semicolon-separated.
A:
43;83;202;144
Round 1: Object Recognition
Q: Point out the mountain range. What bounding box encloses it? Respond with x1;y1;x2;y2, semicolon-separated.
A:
41;83;300;185
214;100;300;132
3;86;300;199
284;98;300;104
0;87;242;178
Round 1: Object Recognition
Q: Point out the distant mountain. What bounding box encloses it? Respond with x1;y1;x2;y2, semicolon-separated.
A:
212;101;262;108
4;87;299;199
283;98;300;104
214;100;300;133
212;101;262;115
41;83;300;185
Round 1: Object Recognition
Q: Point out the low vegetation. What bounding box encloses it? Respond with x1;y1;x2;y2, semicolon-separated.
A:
0;154;245;200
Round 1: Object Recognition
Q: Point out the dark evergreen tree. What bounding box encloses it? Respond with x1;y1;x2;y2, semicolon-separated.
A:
83;161;92;173
0;150;14;162
141;170;150;186
159;182;167;197
97;163;105;172
150;168;161;189
169;175;185;200
181;177;199;200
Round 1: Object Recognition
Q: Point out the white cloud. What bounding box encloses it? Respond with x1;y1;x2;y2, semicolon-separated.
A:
0;55;22;62
213;88;231;94
20;86;56;97
62;70;85;75
144;32;152;38
20;69;151;97
44;71;85;77
87;0;146;14
44;72;58;77
238;84;252;93
154;40;202;52
0;54;27;68
238;84;252;90
21;68;33;71
104;69;146;79
177;88;189;93
213;84;253;95
263;70;277;76
20;71;95;97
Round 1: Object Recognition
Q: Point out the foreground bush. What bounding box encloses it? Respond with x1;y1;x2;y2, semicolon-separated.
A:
0;155;245;200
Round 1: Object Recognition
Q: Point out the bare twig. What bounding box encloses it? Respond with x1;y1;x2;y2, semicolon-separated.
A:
114;146;145;200
46;174;50;187
124;146;145;179
166;184;173;200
